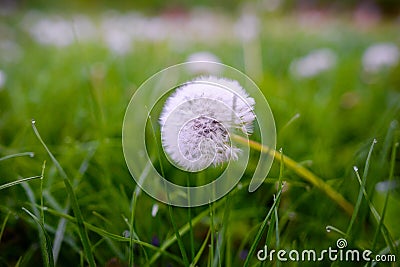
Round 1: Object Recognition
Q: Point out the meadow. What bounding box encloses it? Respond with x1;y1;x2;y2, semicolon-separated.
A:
0;6;399;267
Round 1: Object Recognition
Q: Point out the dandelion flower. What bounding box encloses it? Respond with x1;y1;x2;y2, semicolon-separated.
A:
290;48;337;78
362;43;399;72
159;76;255;172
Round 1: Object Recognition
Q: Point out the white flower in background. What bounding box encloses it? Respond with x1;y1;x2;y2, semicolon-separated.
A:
362;43;399;72
186;52;222;74
26;15;75;47
159;76;255;171
0;70;6;89
100;14;135;55
290;48;337;78
234;12;260;42
375;180;397;193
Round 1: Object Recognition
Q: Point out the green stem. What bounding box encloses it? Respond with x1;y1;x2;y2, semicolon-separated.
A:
232;135;354;216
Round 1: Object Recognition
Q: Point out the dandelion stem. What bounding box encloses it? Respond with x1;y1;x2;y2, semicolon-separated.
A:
232;134;354;216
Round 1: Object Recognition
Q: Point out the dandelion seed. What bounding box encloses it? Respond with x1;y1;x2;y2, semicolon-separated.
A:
159;76;255;171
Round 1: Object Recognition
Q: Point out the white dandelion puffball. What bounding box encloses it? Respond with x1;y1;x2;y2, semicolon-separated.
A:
159;76;255;172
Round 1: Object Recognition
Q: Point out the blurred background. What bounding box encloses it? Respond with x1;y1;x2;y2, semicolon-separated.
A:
0;0;399;266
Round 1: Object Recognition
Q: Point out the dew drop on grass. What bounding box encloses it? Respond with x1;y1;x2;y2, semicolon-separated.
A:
353;166;358;172
31;119;36;124
29;152;34;158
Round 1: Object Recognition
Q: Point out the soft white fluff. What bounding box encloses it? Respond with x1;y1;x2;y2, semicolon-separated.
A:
159;76;255;171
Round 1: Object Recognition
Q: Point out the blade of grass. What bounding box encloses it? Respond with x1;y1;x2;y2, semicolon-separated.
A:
0;152;34;161
232;134;354;215
279;113;301;135
148;113;190;266
22;207;54;267
21;180;51;267
325;225;347;236
31;120;96;267
190;230;211;267
243;186;284;267
353;166;396;255
209;203;214;265
128;192;136;267
266;148;284;248
42;206;184;264
52;202;70;264
14;257;22;267
187;174;195;261
124;192;149;266
346;139;377;236
372;138;398;254
0;211;10;244
218;192;232;267
0;175;42;191
371;240;399;267
168;204;190;267
149;177;285;265
39;161;51;267
274;149;284;267
149;198;226;265
53;143;97;264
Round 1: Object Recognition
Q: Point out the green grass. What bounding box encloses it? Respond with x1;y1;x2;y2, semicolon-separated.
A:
0;8;399;267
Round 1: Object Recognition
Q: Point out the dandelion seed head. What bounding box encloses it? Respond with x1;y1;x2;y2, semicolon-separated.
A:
159;76;255;172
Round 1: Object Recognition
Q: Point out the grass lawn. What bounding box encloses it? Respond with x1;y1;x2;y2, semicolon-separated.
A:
0;7;399;267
